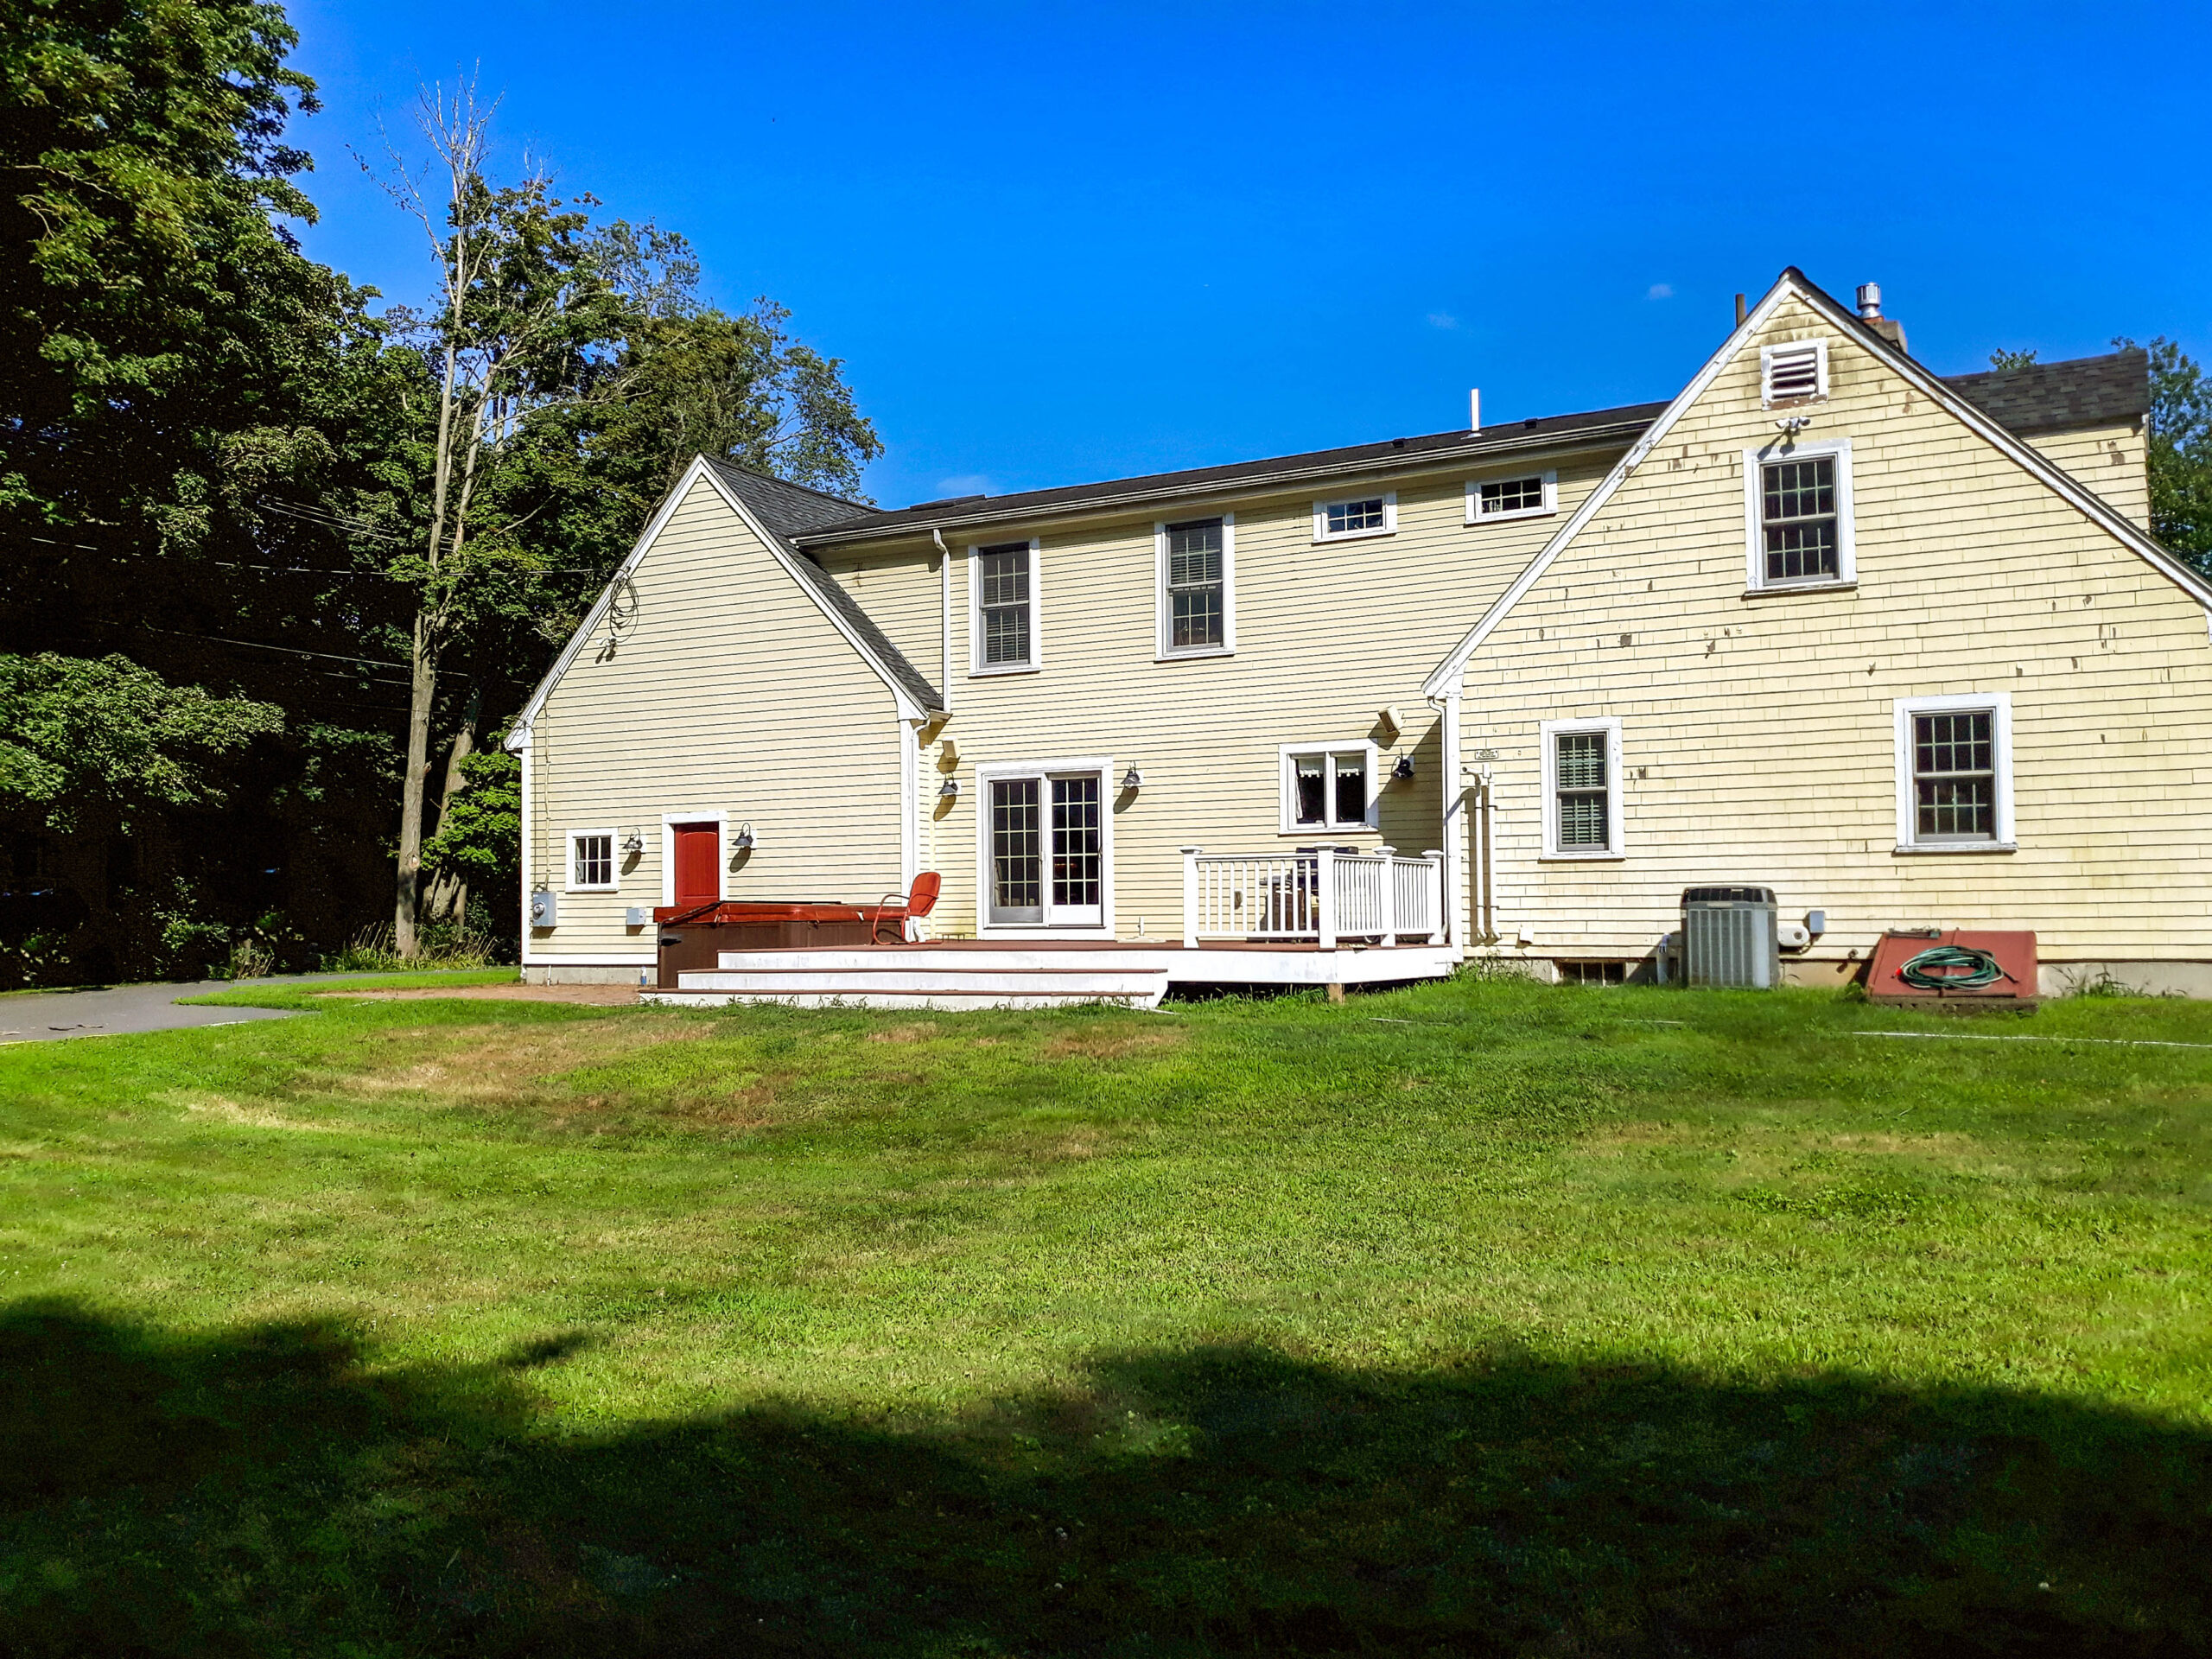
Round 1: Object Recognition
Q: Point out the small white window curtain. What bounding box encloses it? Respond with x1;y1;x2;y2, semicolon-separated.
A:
970;539;1039;672
1760;340;1829;406
1465;470;1557;524
1741;437;1854;590
1539;720;1624;858
568;830;617;890
1893;694;2014;852
1278;743;1377;834
1155;514;1234;658
1312;493;1395;542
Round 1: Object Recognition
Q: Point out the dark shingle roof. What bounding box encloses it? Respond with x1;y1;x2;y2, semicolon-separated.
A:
1942;349;2150;435
704;460;942;712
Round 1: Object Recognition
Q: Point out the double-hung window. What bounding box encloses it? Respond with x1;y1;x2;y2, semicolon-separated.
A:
971;539;1039;671
1156;514;1233;658
1540;720;1624;858
1313;492;1395;542
1465;470;1557;524
1279;743;1376;834
1894;695;2013;852
568;830;616;891
1743;437;1854;590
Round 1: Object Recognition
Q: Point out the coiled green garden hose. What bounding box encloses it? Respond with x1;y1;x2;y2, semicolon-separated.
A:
1897;944;2013;990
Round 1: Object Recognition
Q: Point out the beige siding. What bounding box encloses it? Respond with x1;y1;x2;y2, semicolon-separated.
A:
1459;294;2210;969
2027;421;2150;527
914;458;1619;938
817;548;948;691
524;476;907;963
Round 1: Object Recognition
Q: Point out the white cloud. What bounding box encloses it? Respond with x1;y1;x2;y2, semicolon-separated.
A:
1426;311;1460;330
1647;283;1675;301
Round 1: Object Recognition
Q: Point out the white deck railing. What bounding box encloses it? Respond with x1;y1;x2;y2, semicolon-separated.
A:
1181;846;1445;949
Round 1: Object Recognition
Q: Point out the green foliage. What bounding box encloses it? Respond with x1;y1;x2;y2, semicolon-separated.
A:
2116;334;2212;569
419;746;518;890
0;652;281;831
0;981;2208;1649
1987;346;2039;370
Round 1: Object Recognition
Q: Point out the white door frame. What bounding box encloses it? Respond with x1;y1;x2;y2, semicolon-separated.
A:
975;755;1115;938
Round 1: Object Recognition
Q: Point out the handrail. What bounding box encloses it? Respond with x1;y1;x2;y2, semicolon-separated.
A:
1180;847;1444;948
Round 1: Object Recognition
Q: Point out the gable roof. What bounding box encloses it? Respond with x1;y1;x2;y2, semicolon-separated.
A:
505;457;943;750
1420;269;2205;700
1946;348;2150;435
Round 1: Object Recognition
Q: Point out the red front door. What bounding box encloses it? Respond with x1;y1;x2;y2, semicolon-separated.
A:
671;823;721;907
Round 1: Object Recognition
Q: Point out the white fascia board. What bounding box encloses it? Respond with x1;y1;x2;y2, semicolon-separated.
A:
1783;282;2212;613
1421;278;1804;699
507;455;720;752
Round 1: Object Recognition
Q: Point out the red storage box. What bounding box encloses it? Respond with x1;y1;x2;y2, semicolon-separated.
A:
1866;929;2037;1007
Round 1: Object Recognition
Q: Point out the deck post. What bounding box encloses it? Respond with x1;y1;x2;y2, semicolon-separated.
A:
1377;845;1397;948
1180;847;1202;949
1316;846;1337;951
1423;850;1445;942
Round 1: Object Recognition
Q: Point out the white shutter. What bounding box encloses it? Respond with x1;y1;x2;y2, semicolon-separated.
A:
1761;340;1827;405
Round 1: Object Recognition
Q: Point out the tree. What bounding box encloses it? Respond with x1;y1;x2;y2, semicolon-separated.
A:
2114;336;2212;571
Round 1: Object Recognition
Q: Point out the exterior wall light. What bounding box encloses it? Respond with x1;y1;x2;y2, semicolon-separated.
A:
733;822;755;850
939;778;961;800
1122;767;1144;791
620;830;644;855
1392;753;1415;780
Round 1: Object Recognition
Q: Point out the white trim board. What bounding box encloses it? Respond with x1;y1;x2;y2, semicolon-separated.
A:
1422;268;2212;698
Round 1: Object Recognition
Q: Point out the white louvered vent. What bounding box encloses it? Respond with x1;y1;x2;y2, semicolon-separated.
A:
1761;340;1827;405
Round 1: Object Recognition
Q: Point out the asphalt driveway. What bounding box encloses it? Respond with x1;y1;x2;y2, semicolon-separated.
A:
0;979;311;1044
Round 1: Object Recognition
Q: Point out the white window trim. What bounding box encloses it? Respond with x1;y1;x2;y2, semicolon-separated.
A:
1742;435;1856;593
565;827;619;893
1155;512;1236;660
1465;468;1558;525
1276;741;1381;836
1760;338;1830;406
658;810;728;907
969;537;1042;677
1539;718;1625;861
1312;491;1396;543
973;755;1116;938
1893;693;2015;854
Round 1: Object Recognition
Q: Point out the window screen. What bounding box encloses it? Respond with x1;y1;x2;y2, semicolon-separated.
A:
1164;518;1224;650
1913;710;1995;840
572;833;613;887
1554;732;1610;849
1478;475;1547;518
977;543;1032;665
1760;455;1839;582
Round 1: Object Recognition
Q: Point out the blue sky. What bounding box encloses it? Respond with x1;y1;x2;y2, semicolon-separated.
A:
288;0;2212;509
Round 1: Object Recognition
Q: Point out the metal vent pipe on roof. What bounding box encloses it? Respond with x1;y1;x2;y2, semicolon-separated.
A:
1468;388;1481;435
1857;283;1883;320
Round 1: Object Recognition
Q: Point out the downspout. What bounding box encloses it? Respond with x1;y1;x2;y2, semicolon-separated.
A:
1428;690;1465;955
932;527;954;711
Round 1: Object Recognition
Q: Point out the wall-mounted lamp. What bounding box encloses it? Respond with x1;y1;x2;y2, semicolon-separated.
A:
939;778;961;800
620;830;645;855
1391;753;1415;781
1121;767;1144;791
733;822;756;850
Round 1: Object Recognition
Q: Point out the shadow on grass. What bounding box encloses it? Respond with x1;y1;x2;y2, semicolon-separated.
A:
3;1302;2205;1656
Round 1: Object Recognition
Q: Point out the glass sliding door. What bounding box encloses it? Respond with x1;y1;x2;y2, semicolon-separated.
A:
986;767;1106;929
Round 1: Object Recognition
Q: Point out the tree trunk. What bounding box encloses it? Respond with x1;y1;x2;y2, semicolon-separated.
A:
393;613;437;957
424;689;480;926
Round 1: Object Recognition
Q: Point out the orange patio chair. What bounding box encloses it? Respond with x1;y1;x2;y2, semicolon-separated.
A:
872;872;941;944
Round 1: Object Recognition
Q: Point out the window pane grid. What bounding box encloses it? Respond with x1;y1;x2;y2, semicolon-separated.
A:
978;544;1031;665
1478;476;1545;517
573;834;612;887
1165;518;1224;649
1324;498;1386;535
1913;710;1995;839
990;779;1040;912
1050;776;1101;907
1760;455;1839;582
1554;732;1610;850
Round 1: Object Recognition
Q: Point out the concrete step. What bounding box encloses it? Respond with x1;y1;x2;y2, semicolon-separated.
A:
711;946;1184;973
644;985;1164;1011
678;967;1167;998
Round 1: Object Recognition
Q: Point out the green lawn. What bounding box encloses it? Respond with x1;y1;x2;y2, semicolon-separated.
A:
3;976;2208;1654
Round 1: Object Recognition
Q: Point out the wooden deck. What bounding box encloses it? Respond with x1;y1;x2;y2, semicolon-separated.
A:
641;938;1459;1010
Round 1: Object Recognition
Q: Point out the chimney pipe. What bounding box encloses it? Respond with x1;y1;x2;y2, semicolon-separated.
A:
1468;388;1481;435
1734;293;1746;327
1855;280;1907;354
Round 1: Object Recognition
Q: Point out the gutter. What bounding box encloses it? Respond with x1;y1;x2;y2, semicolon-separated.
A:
791;417;1658;550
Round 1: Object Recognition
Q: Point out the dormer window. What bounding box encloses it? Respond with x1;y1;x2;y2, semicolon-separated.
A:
1761;340;1828;406
1313;493;1395;542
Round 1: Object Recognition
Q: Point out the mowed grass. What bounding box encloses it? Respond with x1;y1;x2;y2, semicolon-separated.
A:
3;976;2209;1655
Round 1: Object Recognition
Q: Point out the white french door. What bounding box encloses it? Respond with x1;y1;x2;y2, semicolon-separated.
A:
986;769;1104;928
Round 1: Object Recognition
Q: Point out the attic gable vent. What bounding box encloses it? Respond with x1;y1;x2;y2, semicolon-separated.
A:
1761;340;1828;407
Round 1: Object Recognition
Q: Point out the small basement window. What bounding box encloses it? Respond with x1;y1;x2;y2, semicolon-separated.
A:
1760;340;1828;406
1556;960;1626;986
569;830;616;891
1313;493;1395;542
1279;743;1376;833
1466;470;1556;524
